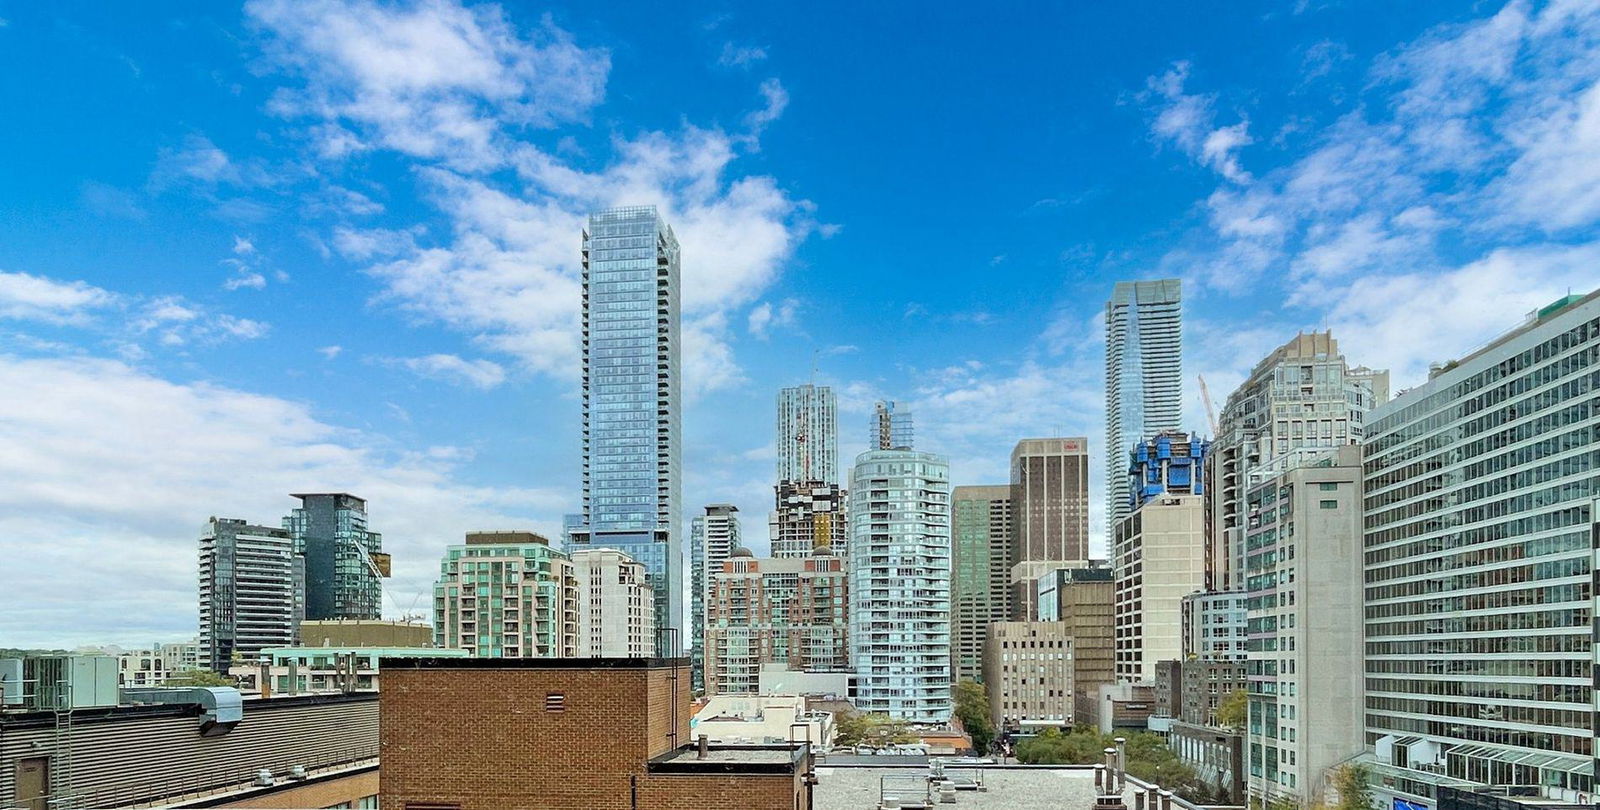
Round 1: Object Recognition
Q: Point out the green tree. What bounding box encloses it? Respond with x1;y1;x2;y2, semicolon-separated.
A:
953;679;996;754
163;669;236;687
834;711;917;748
1216;688;1249;730
1332;764;1374;810
1015;729;1215;804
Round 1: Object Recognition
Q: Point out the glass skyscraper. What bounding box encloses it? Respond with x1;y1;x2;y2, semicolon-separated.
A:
776;384;839;485
1105;279;1182;538
283;492;384;621
571;206;683;650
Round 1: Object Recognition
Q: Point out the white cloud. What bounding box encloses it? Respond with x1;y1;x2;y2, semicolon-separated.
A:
0;353;564;646
233;235;256;255
0;271;115;323
718;42;767;68
223;271;268;291
1143;61;1254;183
80;181;147;220
317;345;343;359
747;297;798;339
248;0;812;397
385;352;507;389
248;0;610;170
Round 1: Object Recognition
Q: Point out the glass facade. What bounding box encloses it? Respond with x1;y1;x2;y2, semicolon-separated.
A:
849;449;952;723
284;493;382;621
1362;292;1600;801
432;538;577;658
573;206;683;647
777;384;839;485
951;485;1012;684
1105;279;1183;540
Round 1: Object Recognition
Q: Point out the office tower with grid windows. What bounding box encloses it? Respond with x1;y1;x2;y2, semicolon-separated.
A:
571;206;683;651
1008;438;1091;620
1105;279;1183;539
1361;291;1600;809
849;448;952;722
951;485;1012;684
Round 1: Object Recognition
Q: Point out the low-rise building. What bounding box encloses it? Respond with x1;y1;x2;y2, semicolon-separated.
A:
1180;658;1245;728
0;685;376;809
380;656;814;810
984;622;1076;731
298;618;432;648
1170;720;1245;803
692;693;836;751
227;646;468;694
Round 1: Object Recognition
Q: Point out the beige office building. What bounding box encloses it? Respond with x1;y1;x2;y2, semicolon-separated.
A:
1113;493;1205;682
985;621;1076;728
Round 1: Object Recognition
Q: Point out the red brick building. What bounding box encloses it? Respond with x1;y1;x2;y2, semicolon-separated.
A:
380;657;814;810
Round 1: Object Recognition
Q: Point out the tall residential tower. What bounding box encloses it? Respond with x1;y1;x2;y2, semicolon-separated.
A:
283;493;385;621
690;504;741;691
776;384;839;485
199;517;303;672
571;206;683;649
1105;279;1182;537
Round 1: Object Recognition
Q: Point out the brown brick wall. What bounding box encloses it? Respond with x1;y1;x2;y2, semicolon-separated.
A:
217;769;378;808
381;663;801;810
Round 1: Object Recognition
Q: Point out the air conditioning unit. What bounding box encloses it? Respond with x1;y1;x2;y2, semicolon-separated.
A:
288;765;308;781
254;769;274;787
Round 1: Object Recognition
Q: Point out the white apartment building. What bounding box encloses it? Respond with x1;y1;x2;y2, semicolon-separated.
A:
849;448;952;723
1113;493;1206;682
571;547;655;657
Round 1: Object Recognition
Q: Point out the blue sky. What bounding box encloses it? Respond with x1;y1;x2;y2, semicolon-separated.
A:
4;0;1600;646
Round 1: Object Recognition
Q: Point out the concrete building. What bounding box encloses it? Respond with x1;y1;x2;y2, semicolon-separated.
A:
1105;278;1182;539
1113;494;1205;683
770;481;849;560
432;531;578;658
849;449;952;723
1247;445;1365;806
1181;658;1246;728
692;693;837;751
1181;591;1246;661
1008;438;1091;620
1206;330;1387;592
757;663;856;701
1090;681;1157;734
868;399;914;450
199;517;303;673
298;618;432;648
571;206;684;648
777;384;839;485
228;645;467;695
572;547;656;658
1033;565;1116;712
951;485;1013;684
691;504;741;691
704;549;849;695
984;622;1075;730
1357;298;1600;809
1171;721;1246;803
0;687;377;809
283;493;386;622
379;657;814;810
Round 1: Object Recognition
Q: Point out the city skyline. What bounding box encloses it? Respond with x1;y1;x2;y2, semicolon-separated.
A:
5;0;1600;646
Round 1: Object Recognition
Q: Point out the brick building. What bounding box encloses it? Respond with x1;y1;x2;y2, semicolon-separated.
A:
380;657;814;810
704;549;848;695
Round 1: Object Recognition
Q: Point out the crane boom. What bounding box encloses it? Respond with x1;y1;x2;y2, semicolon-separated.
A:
1198;375;1220;436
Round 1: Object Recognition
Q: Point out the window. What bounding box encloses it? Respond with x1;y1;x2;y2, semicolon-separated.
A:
545;692;566;712
1319;500;1338;509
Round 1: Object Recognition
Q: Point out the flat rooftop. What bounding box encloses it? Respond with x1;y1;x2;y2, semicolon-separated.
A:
813;765;1150;810
648;744;806;775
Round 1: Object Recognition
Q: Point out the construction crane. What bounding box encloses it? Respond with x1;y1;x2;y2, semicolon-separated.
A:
1198;375;1220;437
